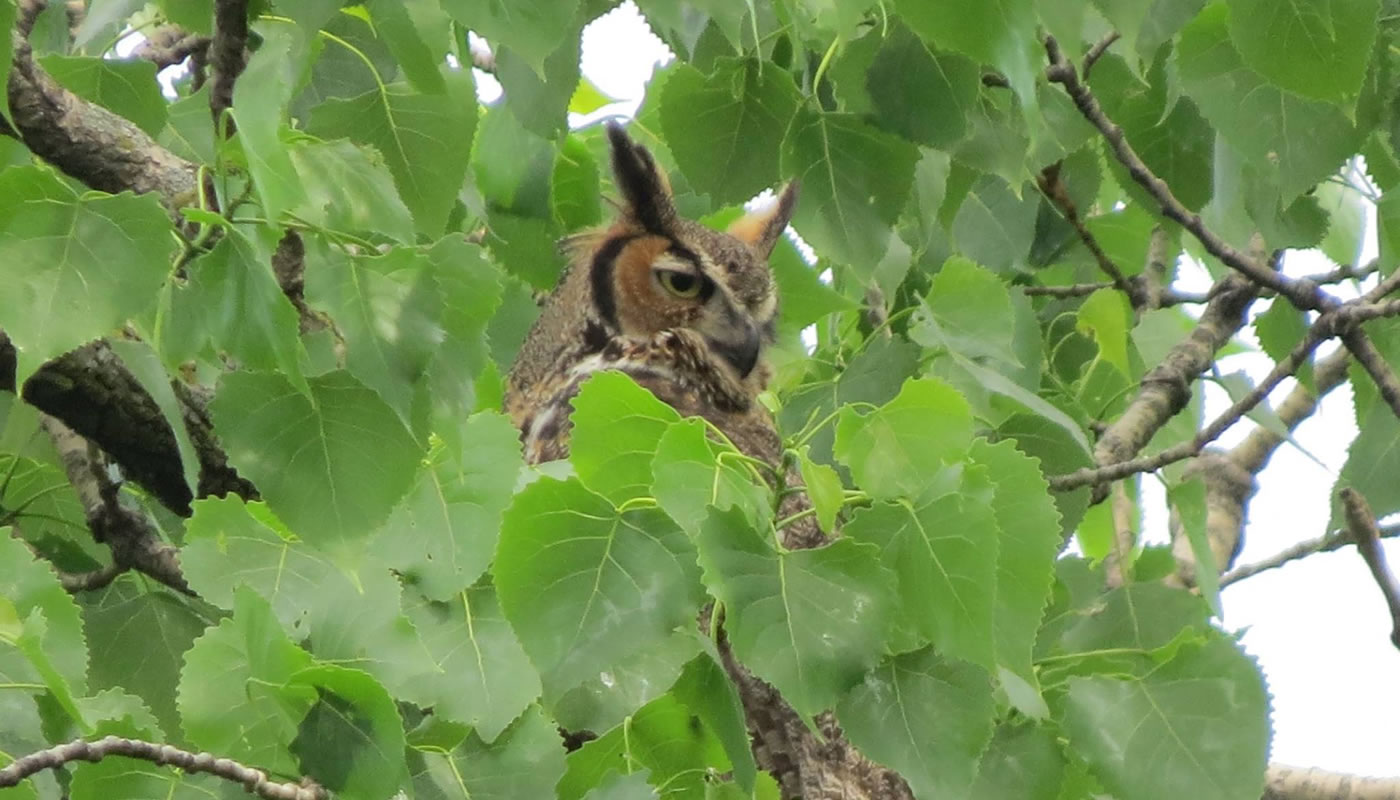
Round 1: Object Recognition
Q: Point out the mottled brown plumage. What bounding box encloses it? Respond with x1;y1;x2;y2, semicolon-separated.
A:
505;122;799;489
503;121;912;800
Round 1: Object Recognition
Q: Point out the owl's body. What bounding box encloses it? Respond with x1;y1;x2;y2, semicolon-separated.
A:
505;122;799;496
504;122;903;800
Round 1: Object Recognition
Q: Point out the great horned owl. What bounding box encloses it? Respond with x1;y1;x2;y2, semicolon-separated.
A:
504;122;802;512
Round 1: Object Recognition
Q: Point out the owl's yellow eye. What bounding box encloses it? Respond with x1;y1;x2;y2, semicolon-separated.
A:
658;270;702;299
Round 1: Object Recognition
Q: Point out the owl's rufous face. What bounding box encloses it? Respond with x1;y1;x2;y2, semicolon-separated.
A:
587;121;799;379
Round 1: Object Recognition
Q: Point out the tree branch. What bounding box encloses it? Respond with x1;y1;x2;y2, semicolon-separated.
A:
1222;520;1400;588
209;0;249;130
132;25;211;71
1055;274;1260;495
1043;35;1335;314
1340;488;1400;650
0;736;327;800
1264;765;1400;799
1052;308;1323;491
5;31;198;207
38;414;194;596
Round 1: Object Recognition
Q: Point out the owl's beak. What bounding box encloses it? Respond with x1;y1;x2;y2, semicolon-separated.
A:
706;319;761;378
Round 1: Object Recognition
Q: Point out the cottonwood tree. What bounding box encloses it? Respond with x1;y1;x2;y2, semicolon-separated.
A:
0;0;1398;798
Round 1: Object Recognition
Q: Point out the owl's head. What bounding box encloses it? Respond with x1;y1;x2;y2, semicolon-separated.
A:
572;121;799;380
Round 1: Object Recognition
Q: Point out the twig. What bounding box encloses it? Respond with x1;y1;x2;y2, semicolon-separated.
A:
1037;162;1135;297
1022;281;1211;305
1081;30;1120;77
1083;274;1260;494
132;25;211;70
1220;522;1400;588
1052;317;1325;491
1042;35;1335;314
0;736;327;800
1340;329;1400;420
1340;488;1400;650
39;414;195;596
209;0;249;130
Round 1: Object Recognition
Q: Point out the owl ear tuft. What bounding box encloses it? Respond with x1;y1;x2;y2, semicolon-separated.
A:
606;120;676;234
727;181;799;257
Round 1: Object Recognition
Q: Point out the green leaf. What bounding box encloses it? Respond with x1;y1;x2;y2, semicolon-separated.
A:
1225;0;1378;105
156;0;211;33
911;256;1018;364
74;688;163;739
970;438;1061;692
554;134;604;230
1076;288;1134;378
970;722;1066;800
898;0;1039;129
781;109;920;273
289;138;416;243
211;370;423;550
471;107;556;217
441;0;579;76
401;580;542;742
671;653;757;793
426;236;505;422
1317;174;1368;267
305;243;443;431
411;705;568;800
558;692;723;800
844;466;999;667
570;75;617;114
0;525;88;698
1178;5;1361;199
177;588;316;776
650;418;772;536
0;458;96;571
165;228;304;382
568;372;683;503
39;56;167;136
374;413;522;600
73;0;148;48
1169;476;1221;616
697;506;895;717
300;566;447;719
1060;636;1270;800
951;175;1038;274
834;377;974;500
82;575;212;740
495;476;704;694
797;448;843;535
1330;399;1400;532
660;58;802;205
0;166;176;383
233;24;307;219
1045;583;1211;672
307;69;478;237
837;647;996;799
769;237;857;334
1096;53;1215;212
288;665;409;800
865;22;980;148
583;771;659;799
553;631;700;734
182;496;339;629
496;25;583;139
364;0;449;95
